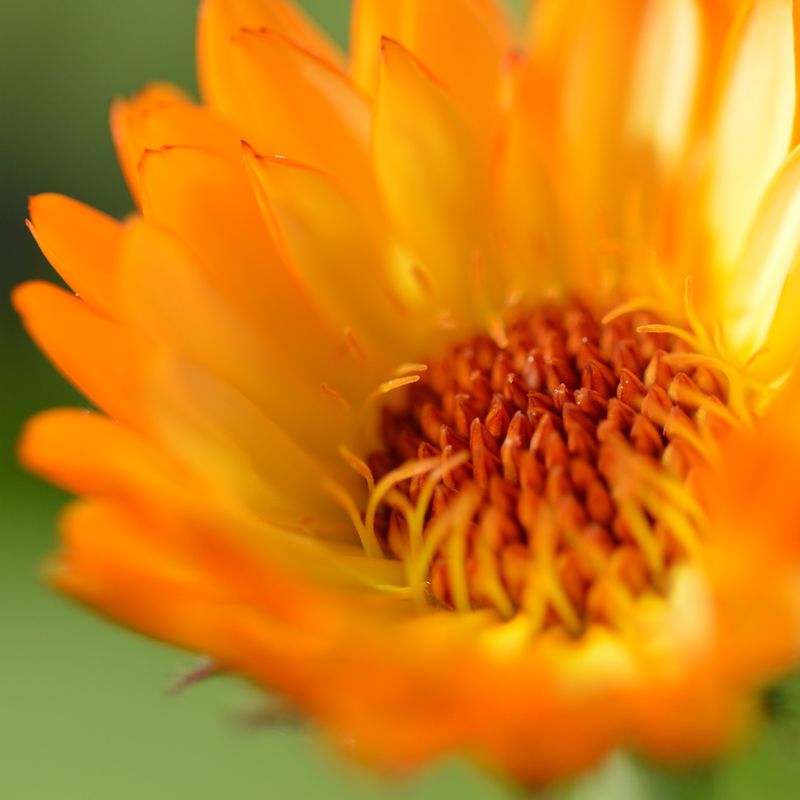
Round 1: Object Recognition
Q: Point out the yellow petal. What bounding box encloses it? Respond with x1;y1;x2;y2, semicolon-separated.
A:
759;258;800;382
139;148;306;336
726;146;800;377
373;38;494;324
705;0;796;271
138;144;379;403
145;354;351;529
243;147;420;362
116;220;352;458
351;0;510;145
793;0;800;145
626;0;701;173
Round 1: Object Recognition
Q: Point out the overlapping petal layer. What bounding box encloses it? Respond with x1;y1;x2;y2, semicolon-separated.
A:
16;0;800;787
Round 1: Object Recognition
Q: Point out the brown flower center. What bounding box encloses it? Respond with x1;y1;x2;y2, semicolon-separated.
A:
369;300;730;633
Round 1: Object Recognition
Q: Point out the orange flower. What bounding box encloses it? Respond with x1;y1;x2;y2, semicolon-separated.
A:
14;0;800;787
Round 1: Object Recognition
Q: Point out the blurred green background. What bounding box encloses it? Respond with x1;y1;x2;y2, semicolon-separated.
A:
2;1;800;798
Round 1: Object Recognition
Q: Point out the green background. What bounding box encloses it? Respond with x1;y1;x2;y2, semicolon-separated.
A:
1;1;799;797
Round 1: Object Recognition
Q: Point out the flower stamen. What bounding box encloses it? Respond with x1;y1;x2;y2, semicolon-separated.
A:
364;299;736;636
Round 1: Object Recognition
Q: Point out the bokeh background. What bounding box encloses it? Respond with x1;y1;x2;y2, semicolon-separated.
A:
2;1;800;798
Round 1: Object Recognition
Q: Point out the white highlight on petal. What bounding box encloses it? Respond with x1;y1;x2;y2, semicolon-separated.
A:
726;146;800;371
706;0;796;271
627;0;700;171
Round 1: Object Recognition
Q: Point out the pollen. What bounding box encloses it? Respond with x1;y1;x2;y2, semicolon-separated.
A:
368;301;732;634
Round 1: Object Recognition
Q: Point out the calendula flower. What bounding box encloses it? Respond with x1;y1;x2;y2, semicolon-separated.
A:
15;0;800;787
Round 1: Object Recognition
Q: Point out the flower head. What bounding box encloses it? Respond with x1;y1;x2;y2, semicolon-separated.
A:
15;0;800;787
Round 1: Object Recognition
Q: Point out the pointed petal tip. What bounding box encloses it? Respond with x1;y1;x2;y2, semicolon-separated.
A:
240;139;258;159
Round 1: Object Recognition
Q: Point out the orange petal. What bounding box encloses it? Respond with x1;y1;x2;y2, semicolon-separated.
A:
349;0;402;96
116;220;351;458
137;145;374;404
206;27;372;201
138;146;301;334
525;0;573;58
351;0;510;144
27;194;124;314
556;0;645;238
52;500;238;657
145;354;351;527
373;39;495;324
111;82;186;200
694;383;800;675
20;409;182;503
53;497;352;676
243;147;416;361
522;0;578;169
12;281;142;425
110;83;242;205
493;55;565;302
198;0;344;108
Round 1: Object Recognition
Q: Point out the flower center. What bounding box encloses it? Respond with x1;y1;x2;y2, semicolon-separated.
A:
368;300;731;633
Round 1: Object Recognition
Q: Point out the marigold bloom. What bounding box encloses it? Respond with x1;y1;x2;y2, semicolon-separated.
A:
15;0;800;787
